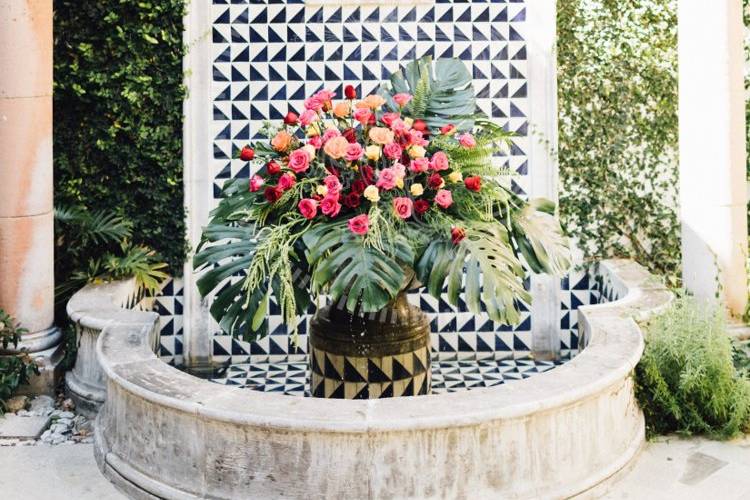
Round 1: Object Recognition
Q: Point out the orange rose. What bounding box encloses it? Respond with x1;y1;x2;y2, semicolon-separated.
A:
323;136;349;159
332;101;351;119
271;130;293;152
368;127;395;145
355;94;386;110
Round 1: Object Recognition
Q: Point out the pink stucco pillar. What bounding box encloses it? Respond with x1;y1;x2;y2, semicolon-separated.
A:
0;0;62;394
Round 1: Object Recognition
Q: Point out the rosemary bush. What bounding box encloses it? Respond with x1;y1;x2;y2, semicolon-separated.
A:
635;296;750;439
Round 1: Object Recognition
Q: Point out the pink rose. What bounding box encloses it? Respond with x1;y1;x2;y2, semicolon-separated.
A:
322;128;341;144
458;133;476;148
383;142;403;160
345;143;364;162
435;189;453;209
409;158;429;173
320;195;341;217
381;112;400;127
392;162;406;180
390;119;408;134
392;197;413;219
324;175;341;194
393;93;413;107
278;172;296;191
249;174;264;192
304;95;323;111
409;130;429;147
315;89;336;102
353;108;372;125
299;109;318;127
298;198;318;219
430;151;449;171
376;168;397;190
288;148;311;174
308;135;323;149
347;214;370;235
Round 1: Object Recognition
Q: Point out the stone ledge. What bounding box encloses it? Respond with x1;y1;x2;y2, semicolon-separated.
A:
81;259;672;499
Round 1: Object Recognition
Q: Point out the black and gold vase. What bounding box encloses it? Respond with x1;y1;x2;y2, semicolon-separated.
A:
309;290;431;399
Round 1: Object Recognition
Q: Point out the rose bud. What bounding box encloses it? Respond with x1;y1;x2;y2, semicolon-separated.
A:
284;112;299;125
451;227;466;245
266;160;281;175
440;124;456;135
342;127;357;143
464;175;482;192
345;84;357;100
412;119;428;133
239;146;255;161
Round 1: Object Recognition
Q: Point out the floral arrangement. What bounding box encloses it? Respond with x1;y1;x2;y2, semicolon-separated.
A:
195;57;570;342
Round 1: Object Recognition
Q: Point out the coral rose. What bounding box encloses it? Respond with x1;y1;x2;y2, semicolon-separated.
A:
271;130;293;152
288;148;311;173
440;124;456;135
332;101;351;118
392;197;413;219
393;93;413;107
298;198;318;220
348;214;369;235
368;127;395;145
356;94;386;110
353;108;373;125
459;133;477;148
323;136;349;160
435;189;453;209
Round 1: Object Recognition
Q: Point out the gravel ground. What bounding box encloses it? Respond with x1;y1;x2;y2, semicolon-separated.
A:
0;394;93;447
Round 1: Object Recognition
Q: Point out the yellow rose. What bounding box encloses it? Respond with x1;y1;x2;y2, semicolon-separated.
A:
363;185;380;202
306;122;322;137
368;127;395;145
316;185;328;196
323;136;349;160
365;145;381;161
403;117;414;128
396;178;404;189
409;145;426;158
410;183;424;196
332;101;351;119
356;94;386;110
448;171;463;184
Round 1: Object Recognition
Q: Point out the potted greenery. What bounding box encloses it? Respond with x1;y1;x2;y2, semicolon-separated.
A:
194;57;570;399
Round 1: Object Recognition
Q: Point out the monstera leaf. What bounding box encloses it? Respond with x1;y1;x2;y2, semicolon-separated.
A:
512;198;572;276
304;223;414;313
379;56;477;131
416;224;530;324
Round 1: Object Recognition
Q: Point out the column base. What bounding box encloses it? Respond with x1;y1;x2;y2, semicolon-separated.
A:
10;332;64;396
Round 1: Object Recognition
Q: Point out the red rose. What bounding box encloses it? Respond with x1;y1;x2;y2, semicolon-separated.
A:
351;180;367;194
367;114;376;126
464;176;482;192
344;84;357;100
342;127;357;143
381;112;400;127
264;186;283;203
412;119;429;133
343;192;361;209
240;146;255;161
284;112;299;126
440;124;456;135
427;173;445;190
360;165;375;185
451;227;466;245
266;160;281;175
414;199;430;215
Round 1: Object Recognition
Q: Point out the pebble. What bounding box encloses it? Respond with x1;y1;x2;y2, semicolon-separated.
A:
1;394;93;447
4;395;28;413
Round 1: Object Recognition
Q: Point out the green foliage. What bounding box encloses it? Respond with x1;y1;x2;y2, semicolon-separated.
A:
635;296;750;439
54;205;168;317
0;310;39;414
53;0;187;273
557;0;680;283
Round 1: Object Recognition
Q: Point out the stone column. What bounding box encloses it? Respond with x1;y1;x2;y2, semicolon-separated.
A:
679;0;748;315
0;0;62;394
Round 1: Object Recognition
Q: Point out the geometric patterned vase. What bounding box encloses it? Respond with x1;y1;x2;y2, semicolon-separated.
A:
309;291;431;399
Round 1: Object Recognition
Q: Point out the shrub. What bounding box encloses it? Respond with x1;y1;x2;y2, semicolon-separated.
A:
557;0;680;283
53;0;187;273
635;296;750;439
0;310;39;413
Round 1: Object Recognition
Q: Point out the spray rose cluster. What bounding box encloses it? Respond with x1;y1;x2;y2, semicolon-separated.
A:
237;86;480;238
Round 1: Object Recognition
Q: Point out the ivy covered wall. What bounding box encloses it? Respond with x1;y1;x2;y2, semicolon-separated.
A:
53;0;187;273
557;0;680;284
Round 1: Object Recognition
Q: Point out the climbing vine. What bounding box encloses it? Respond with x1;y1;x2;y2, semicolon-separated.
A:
557;0;680;284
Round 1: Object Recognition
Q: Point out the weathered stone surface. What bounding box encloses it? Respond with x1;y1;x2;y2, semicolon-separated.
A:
81;259;672;499
4;396;28;413
0;414;50;439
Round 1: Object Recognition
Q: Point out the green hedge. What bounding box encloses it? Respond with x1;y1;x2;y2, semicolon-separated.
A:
557;0;680;283
53;0;187;273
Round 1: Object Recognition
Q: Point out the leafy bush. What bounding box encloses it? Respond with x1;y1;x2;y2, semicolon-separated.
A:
54;205;168;319
557;0;680;283
53;0;187;273
0;310;39;413
635;296;750;439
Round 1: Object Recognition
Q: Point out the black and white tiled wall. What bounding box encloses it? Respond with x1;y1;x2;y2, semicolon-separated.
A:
155;0;601;370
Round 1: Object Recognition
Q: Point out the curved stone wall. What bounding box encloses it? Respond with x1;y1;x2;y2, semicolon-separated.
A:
78;259;671;499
